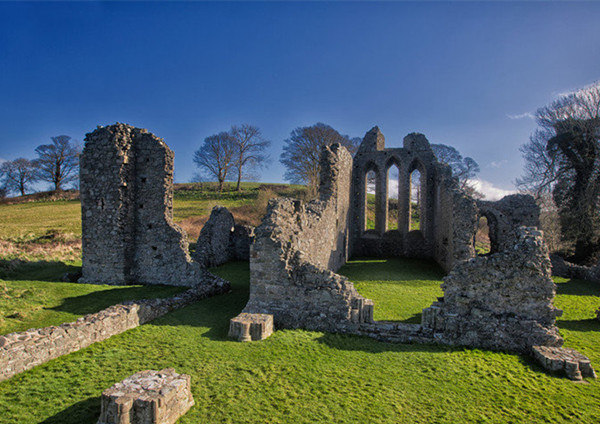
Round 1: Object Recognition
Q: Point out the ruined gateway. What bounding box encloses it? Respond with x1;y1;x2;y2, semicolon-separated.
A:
80;123;595;380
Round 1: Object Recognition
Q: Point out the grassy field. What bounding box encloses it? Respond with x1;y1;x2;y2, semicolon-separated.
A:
0;260;184;335
0;260;598;423
0;183;305;266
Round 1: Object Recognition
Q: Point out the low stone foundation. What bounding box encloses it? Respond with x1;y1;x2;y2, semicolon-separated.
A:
228;313;274;341
97;368;194;424
550;254;600;283
532;346;597;381
0;273;229;382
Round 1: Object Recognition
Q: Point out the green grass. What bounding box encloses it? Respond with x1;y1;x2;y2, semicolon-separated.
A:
0;261;185;335
0;260;598;423
339;258;444;323
0;183;306;239
0;200;82;239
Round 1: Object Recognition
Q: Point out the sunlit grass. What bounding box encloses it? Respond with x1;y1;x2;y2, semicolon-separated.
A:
0;261;598;423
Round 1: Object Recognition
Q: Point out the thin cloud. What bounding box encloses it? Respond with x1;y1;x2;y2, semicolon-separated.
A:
506;112;534;120
489;159;507;169
471;178;517;201
371;178;515;202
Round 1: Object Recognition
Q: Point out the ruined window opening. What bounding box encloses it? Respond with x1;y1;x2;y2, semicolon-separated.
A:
151;246;157;251
365;169;377;231
139;204;144;209
387;164;400;231
141;177;147;183
409;169;422;231
475;216;491;255
147;224;153;229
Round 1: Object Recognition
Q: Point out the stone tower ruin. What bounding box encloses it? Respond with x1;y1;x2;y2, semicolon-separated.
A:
79;124;206;286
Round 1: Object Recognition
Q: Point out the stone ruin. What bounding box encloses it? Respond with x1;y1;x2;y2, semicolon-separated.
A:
226;126;594;379
80;124;214;286
77;123;594;380
191;206;254;268
98;368;194;424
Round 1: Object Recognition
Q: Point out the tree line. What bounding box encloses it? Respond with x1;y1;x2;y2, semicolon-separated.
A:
0;136;80;197
194;122;480;198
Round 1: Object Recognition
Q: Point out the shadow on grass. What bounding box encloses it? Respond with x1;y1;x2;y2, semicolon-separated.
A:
555;279;600;297
140;261;251;341
557;318;600;332
315;331;464;355
39;397;99;424
47;285;185;316
339;257;446;282
0;259;80;282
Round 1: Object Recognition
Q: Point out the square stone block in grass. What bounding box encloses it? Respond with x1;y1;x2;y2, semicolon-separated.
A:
97;368;194;424
229;313;274;341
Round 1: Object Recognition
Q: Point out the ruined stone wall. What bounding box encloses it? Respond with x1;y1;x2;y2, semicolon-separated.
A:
0;275;229;382
476;194;540;254
422;227;563;353
80;124;206;286
242;144;374;331
431;166;478;272
350;128;477;271
551;254;600;283
192;206;255;268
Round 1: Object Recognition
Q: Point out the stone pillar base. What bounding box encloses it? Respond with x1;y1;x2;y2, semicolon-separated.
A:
97;368;194;424
532;346;597;381
229;313;274;342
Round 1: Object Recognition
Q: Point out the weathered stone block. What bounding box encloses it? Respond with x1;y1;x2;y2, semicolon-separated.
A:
97;368;194;424
532;345;597;381
229;313;273;342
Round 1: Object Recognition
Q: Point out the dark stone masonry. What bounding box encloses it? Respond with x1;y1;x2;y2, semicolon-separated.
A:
192;205;255;268
79;124;209;286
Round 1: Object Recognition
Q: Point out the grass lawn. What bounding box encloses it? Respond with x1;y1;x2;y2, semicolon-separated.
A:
0;259;598;423
0;200;82;240
340;258;444;323
0;261;185;335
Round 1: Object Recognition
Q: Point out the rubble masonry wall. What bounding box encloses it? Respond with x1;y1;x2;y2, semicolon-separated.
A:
80;124;206;286
242;144;374;331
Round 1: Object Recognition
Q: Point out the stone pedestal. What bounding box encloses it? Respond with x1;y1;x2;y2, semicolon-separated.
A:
229;313;274;342
532;346;597;381
97;368;194;424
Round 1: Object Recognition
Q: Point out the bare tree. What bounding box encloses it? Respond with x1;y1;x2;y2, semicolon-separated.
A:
516;82;600;262
515;128;560;198
33;135;80;191
280;123;359;197
193;132;236;192
431;144;481;196
230;124;271;191
0;158;37;196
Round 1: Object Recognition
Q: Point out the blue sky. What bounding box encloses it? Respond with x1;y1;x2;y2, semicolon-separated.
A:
1;1;599;198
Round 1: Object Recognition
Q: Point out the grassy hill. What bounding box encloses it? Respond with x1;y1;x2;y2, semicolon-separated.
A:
0;183;306;265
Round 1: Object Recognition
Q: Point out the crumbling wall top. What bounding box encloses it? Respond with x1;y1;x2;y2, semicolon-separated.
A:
357;126;385;153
